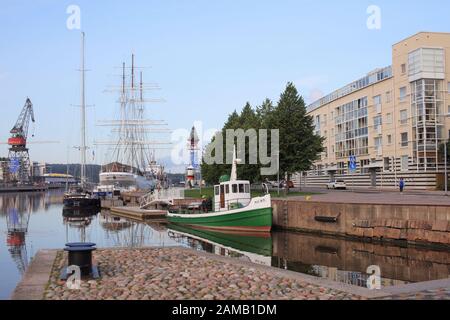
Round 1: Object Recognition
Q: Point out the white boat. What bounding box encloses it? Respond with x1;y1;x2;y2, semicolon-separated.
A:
167;146;272;233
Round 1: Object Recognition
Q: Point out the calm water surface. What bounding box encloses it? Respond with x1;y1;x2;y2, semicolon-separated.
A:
1;191;449;299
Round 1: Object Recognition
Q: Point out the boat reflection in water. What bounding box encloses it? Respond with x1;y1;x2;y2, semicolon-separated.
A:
100;211;169;248
167;224;272;266
62;207;99;243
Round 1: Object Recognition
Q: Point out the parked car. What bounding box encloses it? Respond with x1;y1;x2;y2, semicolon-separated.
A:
326;179;346;190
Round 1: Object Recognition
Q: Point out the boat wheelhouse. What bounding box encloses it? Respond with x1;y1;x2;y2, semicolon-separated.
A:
213;177;251;211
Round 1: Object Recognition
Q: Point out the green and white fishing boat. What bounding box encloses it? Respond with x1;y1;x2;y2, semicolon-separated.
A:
167;146;272;232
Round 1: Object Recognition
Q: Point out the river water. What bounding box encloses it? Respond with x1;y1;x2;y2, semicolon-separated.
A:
1;191;449;299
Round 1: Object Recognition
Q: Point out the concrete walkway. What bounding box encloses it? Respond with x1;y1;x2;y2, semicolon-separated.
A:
10;249;57;300
282;189;450;206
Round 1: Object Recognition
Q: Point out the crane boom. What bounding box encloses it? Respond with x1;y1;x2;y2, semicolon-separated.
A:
9;98;35;147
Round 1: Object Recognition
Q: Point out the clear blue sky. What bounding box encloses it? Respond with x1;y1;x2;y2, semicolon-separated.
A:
0;0;449;171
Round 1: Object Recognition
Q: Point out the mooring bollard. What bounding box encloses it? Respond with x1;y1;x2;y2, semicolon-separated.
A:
64;242;97;276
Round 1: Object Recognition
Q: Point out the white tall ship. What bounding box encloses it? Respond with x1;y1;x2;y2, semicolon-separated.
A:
95;55;170;193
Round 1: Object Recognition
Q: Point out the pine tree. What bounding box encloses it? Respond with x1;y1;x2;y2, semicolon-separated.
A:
267;82;324;179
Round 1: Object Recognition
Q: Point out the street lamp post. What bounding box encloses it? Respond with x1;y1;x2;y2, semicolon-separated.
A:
445;140;448;196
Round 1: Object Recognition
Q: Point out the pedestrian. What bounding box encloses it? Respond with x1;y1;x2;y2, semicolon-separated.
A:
399;178;405;193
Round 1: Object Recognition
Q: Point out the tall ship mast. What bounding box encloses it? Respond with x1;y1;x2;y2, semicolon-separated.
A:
63;32;101;210
95;55;171;192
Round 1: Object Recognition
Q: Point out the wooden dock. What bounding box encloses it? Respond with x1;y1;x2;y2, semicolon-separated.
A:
0;185;48;193
109;206;167;220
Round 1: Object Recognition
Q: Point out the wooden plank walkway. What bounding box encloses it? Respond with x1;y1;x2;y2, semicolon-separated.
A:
110;206;167;220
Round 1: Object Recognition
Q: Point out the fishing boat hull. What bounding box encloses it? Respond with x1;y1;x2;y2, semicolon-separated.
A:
167;195;272;232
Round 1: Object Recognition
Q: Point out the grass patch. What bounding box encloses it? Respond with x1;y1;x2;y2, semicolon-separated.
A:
184;187;320;199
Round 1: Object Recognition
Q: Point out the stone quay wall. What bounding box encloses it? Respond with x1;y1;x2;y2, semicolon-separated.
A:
272;199;450;248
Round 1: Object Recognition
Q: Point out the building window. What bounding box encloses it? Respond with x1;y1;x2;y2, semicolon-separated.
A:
387;135;392;144
401;132;408;147
448;82;450;93
384;157;390;171
448;105;450;115
401;156;409;171
399;87;407;102
401;63;406;74
386;91;392;103
315;115;321;135
374;137;382;155
409;48;445;81
400;109;408;124
331;111;334;120
386;113;392;124
373;115;382;129
335;97;369;159
373;95;382;106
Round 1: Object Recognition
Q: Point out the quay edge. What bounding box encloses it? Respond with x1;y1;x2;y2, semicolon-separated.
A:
271;198;450;249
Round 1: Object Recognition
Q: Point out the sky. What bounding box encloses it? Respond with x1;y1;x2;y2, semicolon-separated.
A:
0;0;449;172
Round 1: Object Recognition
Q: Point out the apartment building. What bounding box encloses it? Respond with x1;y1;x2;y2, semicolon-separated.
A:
302;32;450;190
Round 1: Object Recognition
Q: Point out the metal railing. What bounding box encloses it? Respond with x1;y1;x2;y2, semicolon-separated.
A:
139;187;185;209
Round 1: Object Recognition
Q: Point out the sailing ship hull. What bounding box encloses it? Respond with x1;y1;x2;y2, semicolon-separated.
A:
99;172;154;191
167;195;272;232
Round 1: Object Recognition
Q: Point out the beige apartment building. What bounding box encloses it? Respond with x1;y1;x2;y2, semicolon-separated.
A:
301;32;450;190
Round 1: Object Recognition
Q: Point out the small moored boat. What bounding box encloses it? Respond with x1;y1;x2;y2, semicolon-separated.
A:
167;146;272;232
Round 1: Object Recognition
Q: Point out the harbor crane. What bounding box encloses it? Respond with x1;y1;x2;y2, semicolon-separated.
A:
7;98;35;184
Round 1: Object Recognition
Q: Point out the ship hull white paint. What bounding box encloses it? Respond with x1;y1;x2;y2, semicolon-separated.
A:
99;172;154;191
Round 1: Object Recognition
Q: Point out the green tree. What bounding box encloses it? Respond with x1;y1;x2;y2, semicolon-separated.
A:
201;83;324;186
266;82;324;181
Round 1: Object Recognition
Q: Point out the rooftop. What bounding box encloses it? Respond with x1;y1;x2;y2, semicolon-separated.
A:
306;66;392;113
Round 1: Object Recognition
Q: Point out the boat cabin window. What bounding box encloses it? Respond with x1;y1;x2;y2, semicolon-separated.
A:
225;184;229;194
244;184;250;193
239;184;244;193
215;186;220;195
232;184;237;193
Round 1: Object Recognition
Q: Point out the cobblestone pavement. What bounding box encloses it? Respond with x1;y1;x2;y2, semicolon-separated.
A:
43;248;364;300
380;288;450;300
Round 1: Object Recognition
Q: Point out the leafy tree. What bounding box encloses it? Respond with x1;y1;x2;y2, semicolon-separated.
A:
201;83;324;186
267;82;323;181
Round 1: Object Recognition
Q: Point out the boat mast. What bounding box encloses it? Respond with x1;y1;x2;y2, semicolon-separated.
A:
230;145;241;182
80;31;87;188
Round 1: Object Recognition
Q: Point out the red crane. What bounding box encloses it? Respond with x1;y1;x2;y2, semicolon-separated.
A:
7;98;35;184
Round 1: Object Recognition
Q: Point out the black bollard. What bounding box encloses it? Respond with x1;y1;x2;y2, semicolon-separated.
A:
64;243;97;276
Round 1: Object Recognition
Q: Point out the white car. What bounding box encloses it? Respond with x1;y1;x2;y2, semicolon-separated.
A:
326;179;346;190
